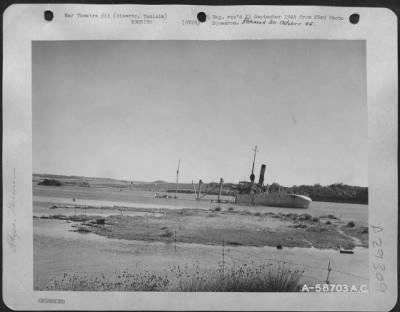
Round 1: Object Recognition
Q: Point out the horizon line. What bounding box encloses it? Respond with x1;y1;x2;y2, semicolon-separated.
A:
32;172;368;188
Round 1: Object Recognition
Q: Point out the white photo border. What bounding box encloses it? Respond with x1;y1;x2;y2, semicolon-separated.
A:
2;4;398;311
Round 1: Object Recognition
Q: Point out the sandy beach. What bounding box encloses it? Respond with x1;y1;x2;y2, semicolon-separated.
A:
33;184;369;291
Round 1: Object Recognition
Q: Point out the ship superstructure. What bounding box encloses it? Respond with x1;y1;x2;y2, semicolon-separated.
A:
235;146;312;209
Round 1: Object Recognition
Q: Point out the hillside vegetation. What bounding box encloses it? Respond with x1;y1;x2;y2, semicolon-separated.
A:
33;174;368;204
173;182;368;205
283;183;368;204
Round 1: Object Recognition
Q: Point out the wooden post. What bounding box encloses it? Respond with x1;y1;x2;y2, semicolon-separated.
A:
174;228;177;253
192;180;198;200
175;160;180;199
198;180;203;200
146;216;149;241
326;259;331;284
222;240;225;279
218;178;224;203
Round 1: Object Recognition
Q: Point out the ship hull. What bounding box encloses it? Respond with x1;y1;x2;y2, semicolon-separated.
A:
235;193;312;209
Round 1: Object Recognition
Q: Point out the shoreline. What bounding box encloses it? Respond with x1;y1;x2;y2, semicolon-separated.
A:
34;206;368;250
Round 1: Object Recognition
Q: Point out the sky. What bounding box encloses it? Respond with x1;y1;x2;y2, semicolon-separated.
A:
32;40;367;186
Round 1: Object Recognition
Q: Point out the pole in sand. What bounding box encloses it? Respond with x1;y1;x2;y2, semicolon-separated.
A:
175;160;180;199
222;240;225;279
146;216;149;241
174;228;177;253
326;259;331;284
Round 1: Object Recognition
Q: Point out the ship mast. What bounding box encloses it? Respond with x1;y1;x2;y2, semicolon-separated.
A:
174;159;180;199
250;145;258;184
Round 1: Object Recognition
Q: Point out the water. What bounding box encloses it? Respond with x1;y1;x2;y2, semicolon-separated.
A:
34;185;368;225
33;185;369;290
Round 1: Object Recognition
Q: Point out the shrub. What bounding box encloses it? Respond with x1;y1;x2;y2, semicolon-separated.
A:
228;207;234;211
291;223;307;229
227;241;242;246
312;217;319;222
262;212;275;217
358;226;368;234
176;262;304;292
76;226;91;233
347;221;355;227
39;262;304;292
214;207;221;212
38;179;62;186
298;214;312;221
326;221;332;225
320;214;338;220
41;270;170;291
239;210;252;216
160;229;173;237
307;225;327;232
253;212;261;217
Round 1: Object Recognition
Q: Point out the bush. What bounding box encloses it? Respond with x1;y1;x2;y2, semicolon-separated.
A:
320;214;338;220
291;223;308;229
39;262;304;292
312;217;319;222
299;214;312;221
262;212;275;217
76;226;91;233
214;207;221;212
326;221;332;225
347;221;355;227
239;210;252;216
160;229;173;237
228;207;234;211
40;270;170;291
358;226;368;234
176;262;304;292
253;212;261;217
307;225;327;232
38;179;62;186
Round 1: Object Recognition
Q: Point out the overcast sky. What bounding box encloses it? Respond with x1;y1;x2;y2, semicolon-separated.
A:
33;40;367;186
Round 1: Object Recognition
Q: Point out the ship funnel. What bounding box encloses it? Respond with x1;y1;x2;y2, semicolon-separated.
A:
258;164;266;186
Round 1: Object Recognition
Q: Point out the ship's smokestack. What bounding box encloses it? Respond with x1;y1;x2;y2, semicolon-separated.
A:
258;164;266;186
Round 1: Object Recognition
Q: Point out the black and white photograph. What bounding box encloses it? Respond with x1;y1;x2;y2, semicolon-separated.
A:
2;4;398;310
32;39;370;292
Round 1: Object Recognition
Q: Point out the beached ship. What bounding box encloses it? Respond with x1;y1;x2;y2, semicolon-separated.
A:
236;191;312;208
235;147;312;209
